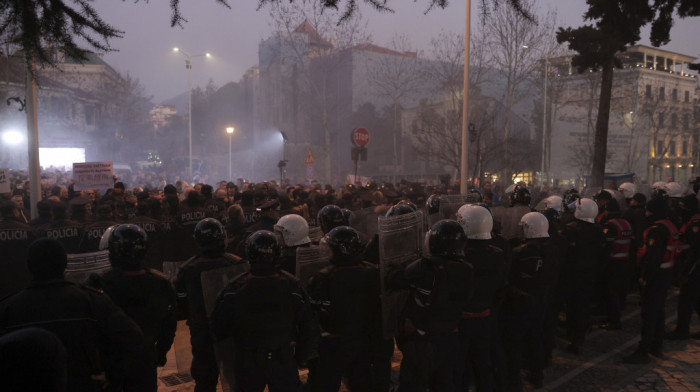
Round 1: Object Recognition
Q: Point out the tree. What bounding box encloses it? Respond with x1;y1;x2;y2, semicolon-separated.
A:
557;0;699;188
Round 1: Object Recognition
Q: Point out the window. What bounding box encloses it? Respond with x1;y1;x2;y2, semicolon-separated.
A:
658;113;665;128
671;113;678;129
686;91;690;103
684;114;690;130
683;140;688;156
669;140;676;156
657;140;664;156
659;87;665;100
645;84;652;98
672;88;678;101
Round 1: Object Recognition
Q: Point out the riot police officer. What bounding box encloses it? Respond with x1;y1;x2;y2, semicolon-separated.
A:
0;238;144;392
623;197;678;363
317;204;350;235
87;224;178;391
386;219;473;392
0;201;38;299
561;198;605;354
307;226;381;391
560;189;580;226
501;212;558;390
210;230;320;391
456;205;507;392
39;202;83;254
129;202;167;271
79;204;118;253
500;184;532;241
174;218;246;392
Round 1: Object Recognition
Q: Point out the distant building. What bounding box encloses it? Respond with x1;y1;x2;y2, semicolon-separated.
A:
546;45;698;187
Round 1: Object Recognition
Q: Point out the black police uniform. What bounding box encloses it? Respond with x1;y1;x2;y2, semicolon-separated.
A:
669;214;700;338
561;219;605;353
501;238;558;390
39;219;84;254
210;270;320;391
0;218;37;299
386;255;473;392
307;261;381;391
204;198;227;222
174;253;244;392
129;214;167;271
87;267;178;392
600;215;634;328
458;240;507;392
0;279;144;392
79;218;118;253
176;204;211;258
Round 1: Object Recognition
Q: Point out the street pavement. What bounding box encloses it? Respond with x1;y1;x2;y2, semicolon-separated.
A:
157;289;700;391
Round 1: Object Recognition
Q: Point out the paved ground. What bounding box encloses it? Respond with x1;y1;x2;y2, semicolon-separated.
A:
157;289;700;391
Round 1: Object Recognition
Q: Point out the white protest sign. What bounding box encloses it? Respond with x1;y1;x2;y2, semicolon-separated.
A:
0;168;10;193
72;162;114;191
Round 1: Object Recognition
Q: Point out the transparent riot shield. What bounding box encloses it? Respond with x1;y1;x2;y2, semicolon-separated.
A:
350;206;381;238
295;245;331;289
200;263;249;392
162;261;184;282
378;210;424;340
64;251;111;284
438;195;471;221
308;226;324;244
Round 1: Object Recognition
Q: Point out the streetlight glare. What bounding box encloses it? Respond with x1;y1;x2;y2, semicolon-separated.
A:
2;130;24;145
226;127;234;134
173;47;179;52
205;53;211;58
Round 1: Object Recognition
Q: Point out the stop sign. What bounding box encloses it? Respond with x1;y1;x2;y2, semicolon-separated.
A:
352;127;370;147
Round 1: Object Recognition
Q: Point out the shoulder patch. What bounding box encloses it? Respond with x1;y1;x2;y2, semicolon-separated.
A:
648;238;655;246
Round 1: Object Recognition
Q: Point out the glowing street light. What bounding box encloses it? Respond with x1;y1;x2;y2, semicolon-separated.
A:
173;47;211;180
226;127;235;180
2;130;24;146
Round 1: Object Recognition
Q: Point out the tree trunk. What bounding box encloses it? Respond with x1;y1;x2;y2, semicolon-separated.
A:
590;58;615;188
392;99;398;184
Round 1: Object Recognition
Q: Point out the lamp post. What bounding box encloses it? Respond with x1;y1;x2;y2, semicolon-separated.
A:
226;127;234;180
173;47;211;181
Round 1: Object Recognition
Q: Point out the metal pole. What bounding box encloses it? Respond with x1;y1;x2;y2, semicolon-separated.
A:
229;134;232;181
541;60;548;182
460;0;472;194
187;59;193;182
25;55;41;220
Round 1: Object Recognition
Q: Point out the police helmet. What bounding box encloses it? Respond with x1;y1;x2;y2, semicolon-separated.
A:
541;207;560;223
510;185;531;207
425;219;467;259
274;214;310;247
663;182;682;198
618;182;636;199
397;200;419;212
519;212;549;239
100;224;148;268
562;189;581;213
317;205;348;234
651;187;669;201
321;226;364;266
386;202;417;217
466;187;482;203
245;230;281;274
574;198;598;223
426;194;441;215
456;204;493;240
652;181;667;191
543;195;563;213
194;218;227;253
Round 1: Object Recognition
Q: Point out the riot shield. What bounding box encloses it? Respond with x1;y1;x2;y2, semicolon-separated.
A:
162;261;184;282
308;226;324;244
64;251;111;284
295;245;331;289
378;210;424;340
200;264;249;392
438;195;471;221
349;206;381;238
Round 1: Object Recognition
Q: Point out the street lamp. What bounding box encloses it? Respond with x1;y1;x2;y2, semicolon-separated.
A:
226;127;234;180
173;47;211;181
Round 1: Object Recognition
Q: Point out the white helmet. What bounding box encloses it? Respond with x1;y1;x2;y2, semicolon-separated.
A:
574;198;598;223
456;204;492;240
618;182;636;199
519;212;549;239
543;195;563;213
273;214;310;247
652;181;667;190
663;182;682;198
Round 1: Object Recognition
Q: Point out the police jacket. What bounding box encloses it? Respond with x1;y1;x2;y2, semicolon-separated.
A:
0;279;144;392
509;238;558;300
0;218;37;299
623;205;649;249
602;216;634;262
87;267;177;359
638;218;679;283
307;262;380;339
174;253;244;330
79;219;118;253
463;240;507;314
562;219;605;277
679;213;700;278
39;219;84;254
128;215;167;271
210;270;320;363
387;256;473;336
